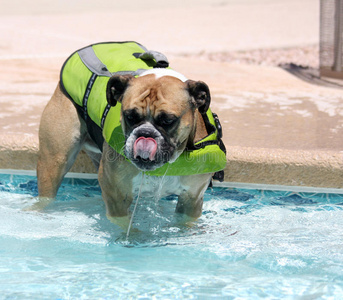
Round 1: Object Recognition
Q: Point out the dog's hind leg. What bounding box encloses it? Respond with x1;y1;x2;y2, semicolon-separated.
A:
35;85;87;209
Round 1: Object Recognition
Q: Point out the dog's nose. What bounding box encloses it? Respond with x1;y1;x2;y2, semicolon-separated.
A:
134;122;159;139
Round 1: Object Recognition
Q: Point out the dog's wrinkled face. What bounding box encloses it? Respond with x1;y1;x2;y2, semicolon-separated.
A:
106;71;210;171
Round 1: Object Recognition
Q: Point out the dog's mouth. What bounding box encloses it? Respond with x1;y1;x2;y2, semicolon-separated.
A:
133;137;158;161
130;136;162;171
124;123;176;171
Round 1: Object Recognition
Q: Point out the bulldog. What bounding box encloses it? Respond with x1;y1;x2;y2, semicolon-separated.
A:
35;42;226;229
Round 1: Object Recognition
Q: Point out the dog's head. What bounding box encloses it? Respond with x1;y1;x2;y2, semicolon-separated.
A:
106;69;210;171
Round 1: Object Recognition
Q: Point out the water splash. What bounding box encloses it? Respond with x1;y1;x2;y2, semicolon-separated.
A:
126;172;145;239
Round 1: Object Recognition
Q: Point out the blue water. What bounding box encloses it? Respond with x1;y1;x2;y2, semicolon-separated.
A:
1;173;343;299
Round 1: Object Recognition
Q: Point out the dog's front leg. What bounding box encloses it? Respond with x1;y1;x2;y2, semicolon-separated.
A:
176;173;212;223
99;143;140;230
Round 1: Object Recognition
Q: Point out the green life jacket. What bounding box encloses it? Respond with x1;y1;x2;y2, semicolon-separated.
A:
60;41;226;178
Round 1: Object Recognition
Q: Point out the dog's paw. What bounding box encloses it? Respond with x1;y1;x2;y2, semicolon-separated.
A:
175;214;199;228
23;197;53;212
106;215;137;231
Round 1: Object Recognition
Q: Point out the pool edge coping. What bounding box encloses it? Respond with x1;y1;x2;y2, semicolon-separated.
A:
1;168;342;195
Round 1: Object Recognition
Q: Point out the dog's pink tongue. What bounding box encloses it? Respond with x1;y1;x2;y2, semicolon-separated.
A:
133;137;157;161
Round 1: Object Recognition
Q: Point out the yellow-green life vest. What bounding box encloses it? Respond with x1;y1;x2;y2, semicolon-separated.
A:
60;42;227;177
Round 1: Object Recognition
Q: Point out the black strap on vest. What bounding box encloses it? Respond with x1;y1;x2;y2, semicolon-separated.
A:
101;104;112;128
212;113;226;182
82;73;97;121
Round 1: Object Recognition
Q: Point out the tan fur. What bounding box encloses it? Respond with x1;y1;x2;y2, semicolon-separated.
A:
122;75;192;117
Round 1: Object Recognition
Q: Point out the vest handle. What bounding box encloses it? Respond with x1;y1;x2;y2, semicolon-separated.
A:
133;51;169;68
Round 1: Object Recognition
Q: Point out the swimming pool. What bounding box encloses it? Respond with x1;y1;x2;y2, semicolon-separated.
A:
1;171;343;298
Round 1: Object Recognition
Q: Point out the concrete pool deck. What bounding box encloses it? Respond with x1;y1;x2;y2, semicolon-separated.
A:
0;0;342;189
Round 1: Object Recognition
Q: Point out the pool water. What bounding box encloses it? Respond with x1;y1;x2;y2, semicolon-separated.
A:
1;172;343;299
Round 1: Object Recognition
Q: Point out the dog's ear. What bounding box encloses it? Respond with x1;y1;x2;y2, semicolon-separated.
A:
106;75;134;106
186;80;211;114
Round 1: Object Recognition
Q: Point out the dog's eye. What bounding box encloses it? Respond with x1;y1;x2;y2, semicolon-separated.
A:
160;118;175;126
123;109;142;125
126;114;135;121
156;113;178;128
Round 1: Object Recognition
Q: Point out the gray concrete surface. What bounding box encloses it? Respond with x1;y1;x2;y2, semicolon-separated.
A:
1;0;343;188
